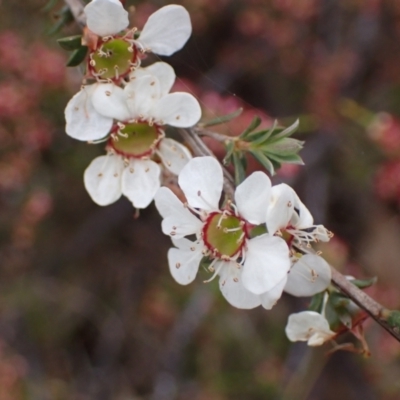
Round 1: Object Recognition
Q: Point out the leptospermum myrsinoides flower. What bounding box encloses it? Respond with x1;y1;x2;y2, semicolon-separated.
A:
66;62;201;208
266;183;333;297
155;156;292;310
84;0;192;82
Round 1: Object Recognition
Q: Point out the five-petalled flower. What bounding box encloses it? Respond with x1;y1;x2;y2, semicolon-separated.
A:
84;0;192;82
155;156;292;309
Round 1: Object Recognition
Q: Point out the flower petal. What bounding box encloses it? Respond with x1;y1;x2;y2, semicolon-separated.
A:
85;0;129;37
91;83;131;121
235;171;271;224
83;154;123;206
178;157;222;211
260;277;287;310
266;183;295;235
138;62;175;97
219;261;262;309
138;5;191;56
285;311;335;346
291;191;314;228
151;92;201;127
284;254;331;297
168;238;203;285
154;187;203;238
157;138;192;175
124;75;161;117
242;235;290;295
121;159;160;208
65;85;113;141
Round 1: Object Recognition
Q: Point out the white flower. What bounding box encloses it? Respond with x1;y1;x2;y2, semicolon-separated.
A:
155;156;291;310
84;0;192;81
265;183;333;297
285;311;336;346
68;62;200;209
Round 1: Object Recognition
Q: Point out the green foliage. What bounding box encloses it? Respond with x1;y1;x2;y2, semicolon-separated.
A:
349;277;377;289
47;6;74;35
199;108;243;128
57;35;83;51
224;118;303;182
66;45;88;67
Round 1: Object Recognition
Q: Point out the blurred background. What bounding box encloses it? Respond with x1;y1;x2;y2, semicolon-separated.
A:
1;0;400;398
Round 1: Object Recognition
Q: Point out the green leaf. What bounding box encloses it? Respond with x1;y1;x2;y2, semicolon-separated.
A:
269;119;299;140
47;6;74;35
239;115;262;139
233;152;247;185
250;151;275;175
199;108;243;128
42;0;59;12
257;138;304;155
265;152;304;165
243;119;277;142
66;46;88;67
57;35;83;51
349;277;377;289
223;141;235;166
308;292;324;313
329;292;350;309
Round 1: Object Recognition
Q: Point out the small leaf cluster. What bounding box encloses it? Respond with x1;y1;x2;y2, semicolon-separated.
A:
309;277;376;331
224;117;304;184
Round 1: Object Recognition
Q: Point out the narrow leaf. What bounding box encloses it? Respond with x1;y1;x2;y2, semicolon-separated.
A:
233;152;246;185
239;115;262;139
199;108;243;128
246;120;278;143
349;277;377;289
66;46;88;67
270;119;299;140
250;151;275;175
42;0;59;12
223;141;235;166
57;35;83;51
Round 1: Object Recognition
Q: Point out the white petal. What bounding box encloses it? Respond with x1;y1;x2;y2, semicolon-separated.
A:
91;83;131;121
285;254;331;297
157;138;192;175
154;187;203;238
260;277;287;310
151;92;201;127
219;261;262;309
178;157;222;211
242;235;290;295
285;311;335;346
291;191;314;229
138;5;191;56
85;0;129;37
168;238;203;285
121;159;160;208
84;154;123;206
65;86;113;141
235;172;271;224
124;75;161;117
140;62;175;97
266;183;295;235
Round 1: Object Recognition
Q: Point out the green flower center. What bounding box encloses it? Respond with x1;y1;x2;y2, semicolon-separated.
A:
203;212;247;258
90;38;137;81
109;122;161;158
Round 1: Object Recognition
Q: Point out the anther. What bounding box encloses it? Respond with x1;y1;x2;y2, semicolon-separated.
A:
176;262;181;269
